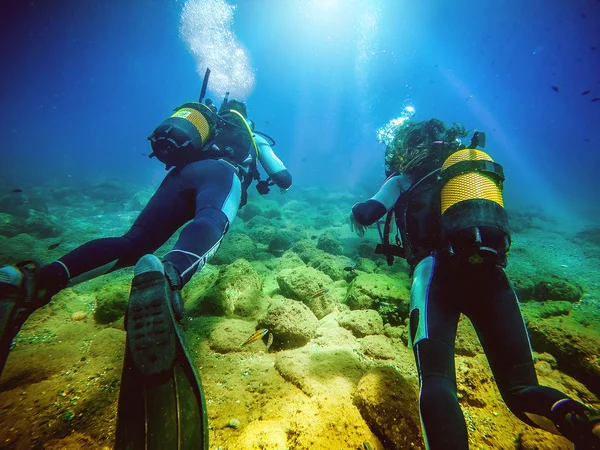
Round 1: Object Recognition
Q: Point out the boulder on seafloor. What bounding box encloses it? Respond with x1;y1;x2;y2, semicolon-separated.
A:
211;232;257;265
316;232;344;255
344;272;410;324
93;284;130;324
257;297;319;350
209;318;261;353
359;335;397;360
276;266;336;319
337;309;384;337
533;276;583;303
194;259;263;317
353;367;423;450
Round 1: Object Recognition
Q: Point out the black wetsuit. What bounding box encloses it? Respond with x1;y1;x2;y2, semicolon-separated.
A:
352;168;594;449
37;133;291;297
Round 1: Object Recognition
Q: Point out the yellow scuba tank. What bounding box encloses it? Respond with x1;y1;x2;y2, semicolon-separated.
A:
148;102;217;170
439;146;511;266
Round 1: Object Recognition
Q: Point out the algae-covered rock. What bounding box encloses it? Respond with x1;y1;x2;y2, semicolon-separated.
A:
0;213;25;238
337;309;383;337
94;284;130;324
307;252;354;282
211;232;257;265
533;277;583;303
209;318;259;353
264;250;305;272
317;232;343;255
353;367;423;450
257;298;318;350
509;273;535;301
267;230;295;256
276;266;336;318
526;315;600;396
344;272;410;324
275;346;365;398
89;328;125;363
195;259;263;317
24;211;61;238
360;335;396;360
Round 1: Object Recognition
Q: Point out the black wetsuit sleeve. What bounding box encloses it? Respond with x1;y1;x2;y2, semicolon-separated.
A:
352;200;387;226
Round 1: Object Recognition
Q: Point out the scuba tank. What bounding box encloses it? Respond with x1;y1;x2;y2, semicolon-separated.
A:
438;132;511;266
148;102;217;170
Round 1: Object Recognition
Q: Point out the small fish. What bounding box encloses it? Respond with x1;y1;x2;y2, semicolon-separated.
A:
311;235;317;240
582;90;591;95
265;332;274;353
47;241;62;250
311;288;329;299
592;97;600;102
11;189;23;193
343;266;356;272
241;328;268;347
551;85;559;92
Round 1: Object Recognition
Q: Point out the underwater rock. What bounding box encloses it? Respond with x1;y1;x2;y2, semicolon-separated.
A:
355;257;377;273
307;252;353;282
209;319;259;353
88;328;125;363
344;273;410;317
264;250;305;272
24;210;61;238
313;314;357;348
196;259;263;317
533;276;583;303
575;226;600;246
317;232;343;255
248;224;278;245
360;335;396;360
509;273;535;301
275;346;365;398
276;266;336;319
128;189;153;211
527;315;600;396
353;367;423;450
337;309;383;337
455;317;482;357
93;284;130;324
267;230;295;256
0;193;31;218
85;180;133;203
212;232;257;265
238;202;263;221
0;213;25;238
257;298;318;350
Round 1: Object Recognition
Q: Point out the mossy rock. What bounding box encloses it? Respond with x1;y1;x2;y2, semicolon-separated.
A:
276;266;336;319
344;273;410;324
317;232;343;255
194;259;263;317
337;309;384;337
94;284;130;324
257;298;318;350
212;232;257;265
533;277;583;303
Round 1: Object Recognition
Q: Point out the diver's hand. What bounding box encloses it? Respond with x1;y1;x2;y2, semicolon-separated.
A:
349;213;366;237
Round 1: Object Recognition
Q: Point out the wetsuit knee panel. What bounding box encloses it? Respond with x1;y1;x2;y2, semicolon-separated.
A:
409;255;435;348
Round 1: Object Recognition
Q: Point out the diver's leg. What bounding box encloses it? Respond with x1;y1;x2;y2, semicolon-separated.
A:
0;170;194;374
163;159;241;285
467;265;600;448
409;255;467;450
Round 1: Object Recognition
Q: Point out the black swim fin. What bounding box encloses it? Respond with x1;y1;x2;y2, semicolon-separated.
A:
115;255;208;450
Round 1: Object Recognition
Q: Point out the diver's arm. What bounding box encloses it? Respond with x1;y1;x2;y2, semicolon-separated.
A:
255;134;292;191
352;173;413;226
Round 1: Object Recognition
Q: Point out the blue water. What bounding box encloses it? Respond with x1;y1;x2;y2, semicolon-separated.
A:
1;0;599;220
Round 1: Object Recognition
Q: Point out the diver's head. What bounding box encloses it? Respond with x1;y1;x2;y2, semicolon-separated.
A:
221;99;248;118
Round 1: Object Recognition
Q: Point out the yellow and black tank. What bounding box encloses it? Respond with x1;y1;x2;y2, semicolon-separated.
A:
438;148;511;266
148;102;216;170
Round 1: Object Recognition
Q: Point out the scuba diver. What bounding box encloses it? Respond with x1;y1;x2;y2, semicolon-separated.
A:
0;69;292;449
349;114;600;449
